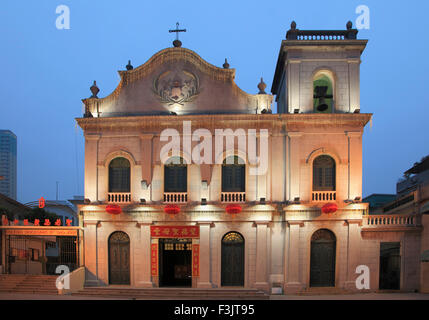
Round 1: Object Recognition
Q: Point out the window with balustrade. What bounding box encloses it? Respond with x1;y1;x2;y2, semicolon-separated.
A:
164;156;187;193
109;157;130;193
313;155;336;191
221;156;245;202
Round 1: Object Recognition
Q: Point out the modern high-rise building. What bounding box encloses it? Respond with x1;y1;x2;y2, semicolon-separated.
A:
0;130;17;200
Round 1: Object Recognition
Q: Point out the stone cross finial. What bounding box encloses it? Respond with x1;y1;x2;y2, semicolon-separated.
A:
169;22;186;47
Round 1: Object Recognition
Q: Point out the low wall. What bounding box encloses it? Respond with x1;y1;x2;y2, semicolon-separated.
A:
58;266;85;295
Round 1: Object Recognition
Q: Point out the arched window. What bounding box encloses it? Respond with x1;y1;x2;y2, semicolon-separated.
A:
164;156;187;192
313;155;336;191
109;157;130;192
221;232;245;286
222;156;245;192
313;73;334;113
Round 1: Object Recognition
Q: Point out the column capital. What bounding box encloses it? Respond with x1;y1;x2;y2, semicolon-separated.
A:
287;132;303;138
85;134;101;141
287;221;305;227
345;131;362;138
139;133;155;140
344;219;362;226
83;220;100;227
197;221;213;227
137;221;153;227
254;220;270;226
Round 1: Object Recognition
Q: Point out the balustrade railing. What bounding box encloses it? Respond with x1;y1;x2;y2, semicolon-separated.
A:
364;214;420;227
312;191;336;202
164;192;188;203
108;192;131;204
221;192;246;203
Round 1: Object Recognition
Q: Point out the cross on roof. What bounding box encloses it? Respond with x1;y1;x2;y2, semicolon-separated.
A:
169;22;186;47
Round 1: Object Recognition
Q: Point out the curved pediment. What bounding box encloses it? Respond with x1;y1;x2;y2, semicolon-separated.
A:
82;47;272;117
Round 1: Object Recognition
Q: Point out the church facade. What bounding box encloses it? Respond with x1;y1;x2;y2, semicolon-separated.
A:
76;22;425;293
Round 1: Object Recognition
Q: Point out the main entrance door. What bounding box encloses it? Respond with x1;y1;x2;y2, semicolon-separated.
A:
379;242;401;290
221;232;244;286
108;231;130;285
159;238;192;287
310;229;336;287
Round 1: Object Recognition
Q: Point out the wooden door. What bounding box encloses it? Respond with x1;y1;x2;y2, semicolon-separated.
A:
109;232;130;285
221;232;244;286
310;229;336;287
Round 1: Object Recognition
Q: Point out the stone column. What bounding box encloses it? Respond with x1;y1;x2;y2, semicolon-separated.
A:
136;222;154;287
84;220;100;286
346;131;362;200
345;220;362;290
84;135;100;202
197;222;212;288
348;58;361;113
254;221;270;292
284;221;303;293
287;132;303;201
287;60;301;113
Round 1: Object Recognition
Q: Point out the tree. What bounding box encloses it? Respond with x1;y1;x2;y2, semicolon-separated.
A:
0;207;15;221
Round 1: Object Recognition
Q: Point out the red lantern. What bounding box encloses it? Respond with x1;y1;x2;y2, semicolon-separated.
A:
322;203;338;214
226;204;242;215
164;204;180;218
106;204;122;215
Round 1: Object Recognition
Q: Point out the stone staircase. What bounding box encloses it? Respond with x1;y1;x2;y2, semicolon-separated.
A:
73;287;270;300
297;287;354;296
0;274;59;295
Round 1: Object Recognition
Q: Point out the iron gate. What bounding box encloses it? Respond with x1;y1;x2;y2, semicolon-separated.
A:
7;235;79;275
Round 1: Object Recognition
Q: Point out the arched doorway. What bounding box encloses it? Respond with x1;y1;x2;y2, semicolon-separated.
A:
108;231;130;285
221;232;244;286
310;229;336;287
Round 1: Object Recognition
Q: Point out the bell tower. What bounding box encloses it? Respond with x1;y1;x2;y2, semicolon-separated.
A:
271;21;367;114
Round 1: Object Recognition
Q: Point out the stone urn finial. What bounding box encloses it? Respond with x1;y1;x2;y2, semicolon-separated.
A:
346;21;353;30
126;60;133;70
90;81;99;98
223;58;230;69
258;77;267;94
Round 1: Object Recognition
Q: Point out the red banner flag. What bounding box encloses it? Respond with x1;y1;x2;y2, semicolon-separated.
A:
151;243;158;276
192;244;200;277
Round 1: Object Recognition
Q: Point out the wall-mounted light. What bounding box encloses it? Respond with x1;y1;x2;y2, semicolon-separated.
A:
294;109;300;114
260;197;266;204
293;197;300;204
201;198;207;205
140;199;146;204
141;180;148;190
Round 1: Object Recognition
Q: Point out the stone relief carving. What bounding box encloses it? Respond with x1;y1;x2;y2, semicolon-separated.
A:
152;70;201;106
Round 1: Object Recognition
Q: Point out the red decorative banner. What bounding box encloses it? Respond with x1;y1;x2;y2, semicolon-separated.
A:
150;226;200;238
192;244;200;277
151;243;158;276
5;229;77;236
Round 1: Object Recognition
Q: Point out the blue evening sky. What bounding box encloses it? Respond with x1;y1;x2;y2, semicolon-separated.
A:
0;0;427;203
